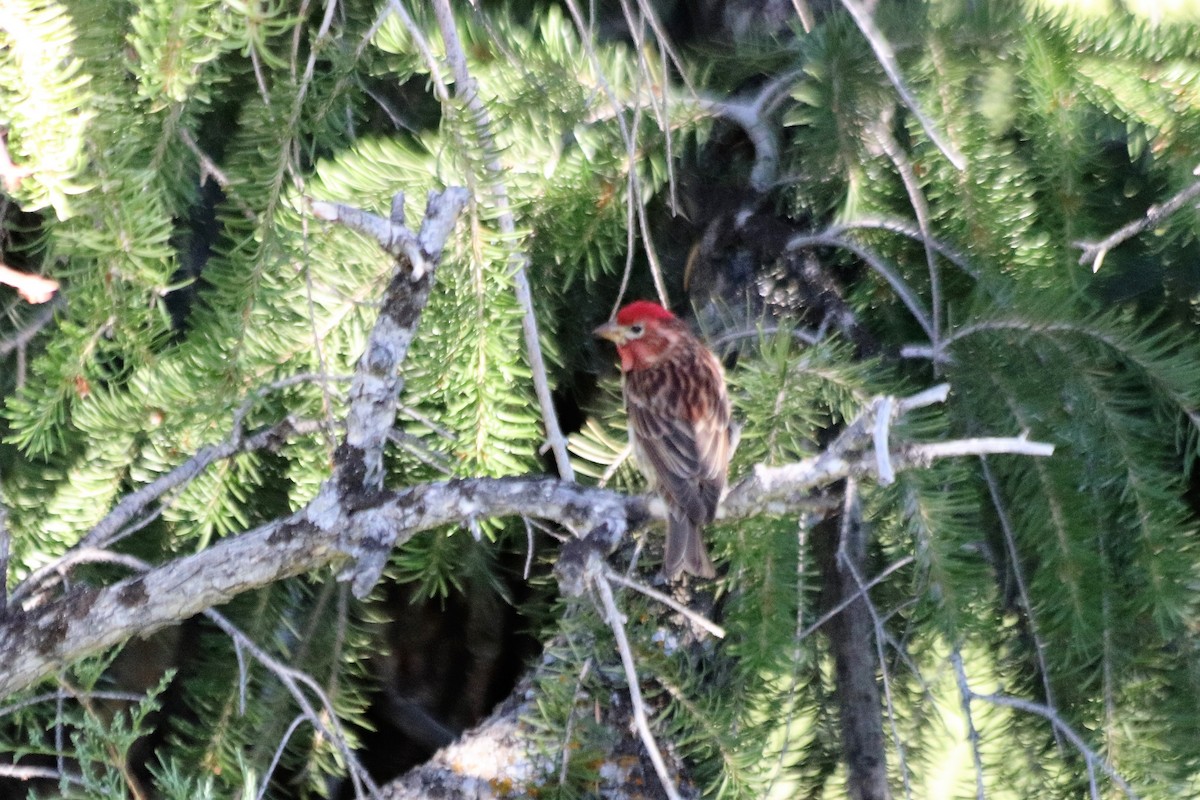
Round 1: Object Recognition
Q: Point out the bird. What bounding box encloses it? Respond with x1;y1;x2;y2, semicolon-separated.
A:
594;300;734;579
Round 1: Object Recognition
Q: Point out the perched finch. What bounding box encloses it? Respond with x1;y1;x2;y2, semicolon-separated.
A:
594;300;733;579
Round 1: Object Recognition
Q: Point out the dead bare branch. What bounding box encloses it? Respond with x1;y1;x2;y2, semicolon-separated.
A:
1076;167;1200;272
0;262;58;304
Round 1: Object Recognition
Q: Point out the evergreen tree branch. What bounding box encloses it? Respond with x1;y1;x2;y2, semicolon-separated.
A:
430;0;576;482
965;686;1140;799
0;689;148;720
837;0;966;170
697;69;798;193
0;382;1052;698
796;555;914;643
558;0;665;314
204;609;382;800
58;671;150;799
836;217;979;280
311;188;471;595
979;456;1062;748
557;657;592;786
786;230;936;342
77;415;326;551
615;0;678;210
595;575;684;800
177;128;258;222
258;714;310;800
604;566;726;639
1076;166;1200;272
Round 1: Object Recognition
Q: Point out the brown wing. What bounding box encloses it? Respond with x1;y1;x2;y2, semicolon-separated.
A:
624;337;731;525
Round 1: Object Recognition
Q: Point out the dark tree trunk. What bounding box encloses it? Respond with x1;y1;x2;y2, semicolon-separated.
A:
815;485;892;800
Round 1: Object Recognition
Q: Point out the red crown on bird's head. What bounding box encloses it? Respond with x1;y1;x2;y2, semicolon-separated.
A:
616;300;676;326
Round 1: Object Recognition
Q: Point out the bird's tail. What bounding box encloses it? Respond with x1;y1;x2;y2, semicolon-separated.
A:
665;511;717;580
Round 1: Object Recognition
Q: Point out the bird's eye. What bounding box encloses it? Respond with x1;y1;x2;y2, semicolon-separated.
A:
629;323;644;336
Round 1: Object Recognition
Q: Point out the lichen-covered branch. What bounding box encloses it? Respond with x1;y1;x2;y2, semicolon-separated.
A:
0;379;1051;699
311;188;470;595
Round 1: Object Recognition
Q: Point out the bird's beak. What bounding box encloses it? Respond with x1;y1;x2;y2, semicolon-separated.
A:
594;321;625;345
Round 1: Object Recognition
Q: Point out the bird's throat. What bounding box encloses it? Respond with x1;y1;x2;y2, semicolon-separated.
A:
618;335;672;372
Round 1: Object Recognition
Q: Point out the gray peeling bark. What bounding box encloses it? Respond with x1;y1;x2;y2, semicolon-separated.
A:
0;477;635;698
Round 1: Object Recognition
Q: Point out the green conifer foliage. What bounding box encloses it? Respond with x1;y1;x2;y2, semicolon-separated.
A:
2;0;1200;797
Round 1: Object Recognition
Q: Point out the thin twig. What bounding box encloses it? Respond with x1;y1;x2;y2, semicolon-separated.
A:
10;547;156;608
834;216;980;280
897;382;951;411
950;650;987;800
626;0;694;96
249;47;271;106
0;689;147;720
795;556;914;643
597;442;633;488
388;430;455;475
78;414;324;549
594;577;683;800
711;324;821;351
386;0;450;102
619;0;679;209
430;0;575;482
791;0;816;32
177;129;257;221
205;609;383;800
559;0;645;316
969;691;1140;799
604;567;726;638
872;122;942;347
523;517;536;580
872;395;896;484
838;0;966;170
1076;168;1200;271
787;230;935;342
0;763;84;785
630;154;672;307
979;456;1061;751
0;297;59;357
558;657;592;785
908;437;1054;461
256;714;310;800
